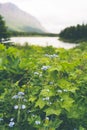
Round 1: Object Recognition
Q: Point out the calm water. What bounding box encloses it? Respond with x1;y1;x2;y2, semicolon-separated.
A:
11;37;76;49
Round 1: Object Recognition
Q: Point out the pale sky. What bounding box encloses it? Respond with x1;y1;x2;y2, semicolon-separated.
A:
0;0;87;33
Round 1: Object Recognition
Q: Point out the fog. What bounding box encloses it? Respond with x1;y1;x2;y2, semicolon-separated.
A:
0;0;87;33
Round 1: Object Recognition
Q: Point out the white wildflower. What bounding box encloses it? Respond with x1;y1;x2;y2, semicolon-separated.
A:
35;120;41;125
42;98;45;101
52;54;58;58
10;118;14;121
45;54;49;57
45;54;58;58
12;95;18;99
18;92;24;96
8;121;15;127
45;117;49;120
41;66;50;71
21;105;26;109
46;97;50;100
63;89;68;92
14;105;18;110
34;72;39;75
43;97;50;101
23;99;27;102
57;90;62;93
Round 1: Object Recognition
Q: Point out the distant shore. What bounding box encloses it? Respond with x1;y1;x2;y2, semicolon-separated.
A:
10;31;58;37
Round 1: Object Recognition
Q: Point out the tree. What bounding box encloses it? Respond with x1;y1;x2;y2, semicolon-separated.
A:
59;24;87;43
0;15;10;43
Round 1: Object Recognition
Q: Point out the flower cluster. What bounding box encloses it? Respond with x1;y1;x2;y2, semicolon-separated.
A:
57;89;62;93
63;89;68;92
48;102;52;105
14;104;26;110
8;118;15;127
12;91;25;99
43;97;50;101
9;121;15;127
34;72;39;75
21;104;26;109
12;92;26;110
35;120;41;125
45;117;49;120
45;54;58;58
41;65;50;71
57;89;68;93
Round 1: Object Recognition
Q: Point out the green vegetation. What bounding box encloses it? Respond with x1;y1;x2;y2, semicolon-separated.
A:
59;24;87;43
0;15;10;43
10;31;58;37
0;42;87;130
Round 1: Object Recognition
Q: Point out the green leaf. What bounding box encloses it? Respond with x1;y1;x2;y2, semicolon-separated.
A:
35;98;46;109
48;119;62;129
60;95;74;111
49;67;59;80
58;79;78;92
29;96;37;102
40;88;54;97
45;107;61;116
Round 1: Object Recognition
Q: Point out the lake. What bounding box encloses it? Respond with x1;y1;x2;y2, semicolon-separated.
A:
11;37;76;49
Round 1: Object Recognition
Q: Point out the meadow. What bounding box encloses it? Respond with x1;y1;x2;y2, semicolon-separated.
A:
0;42;87;130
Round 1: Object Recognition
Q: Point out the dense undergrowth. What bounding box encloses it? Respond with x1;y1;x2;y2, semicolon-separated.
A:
0;42;87;130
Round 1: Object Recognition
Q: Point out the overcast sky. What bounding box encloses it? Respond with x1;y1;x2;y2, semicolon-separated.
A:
0;0;87;33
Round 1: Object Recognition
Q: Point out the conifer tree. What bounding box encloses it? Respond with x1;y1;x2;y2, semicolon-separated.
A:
0;15;10;43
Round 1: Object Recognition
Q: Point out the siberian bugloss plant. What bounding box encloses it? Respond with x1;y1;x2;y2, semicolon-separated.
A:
0;44;87;130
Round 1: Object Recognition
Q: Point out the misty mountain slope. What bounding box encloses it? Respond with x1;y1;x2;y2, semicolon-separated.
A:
0;2;46;33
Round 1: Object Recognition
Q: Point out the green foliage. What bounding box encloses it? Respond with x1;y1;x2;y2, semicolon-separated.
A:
0;43;87;130
9;30;58;37
59;24;87;43
0;15;10;43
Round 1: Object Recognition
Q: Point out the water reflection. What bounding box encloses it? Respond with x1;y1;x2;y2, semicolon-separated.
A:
11;37;76;49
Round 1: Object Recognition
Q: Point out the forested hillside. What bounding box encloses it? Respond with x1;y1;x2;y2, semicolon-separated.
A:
59;24;87;43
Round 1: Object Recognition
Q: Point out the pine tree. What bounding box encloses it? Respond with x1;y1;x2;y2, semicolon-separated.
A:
0;15;10;43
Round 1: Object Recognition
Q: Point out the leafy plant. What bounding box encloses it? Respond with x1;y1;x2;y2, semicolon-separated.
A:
0;43;87;130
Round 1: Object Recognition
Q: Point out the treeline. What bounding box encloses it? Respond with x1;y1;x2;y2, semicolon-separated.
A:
59;24;87;43
10;31;58;37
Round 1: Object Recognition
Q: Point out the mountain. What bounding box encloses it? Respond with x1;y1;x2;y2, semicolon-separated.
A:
0;2;46;33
